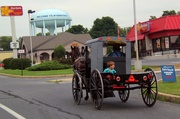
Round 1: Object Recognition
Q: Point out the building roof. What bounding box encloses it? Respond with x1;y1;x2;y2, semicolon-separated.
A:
125;25;145;41
21;32;92;52
126;15;180;41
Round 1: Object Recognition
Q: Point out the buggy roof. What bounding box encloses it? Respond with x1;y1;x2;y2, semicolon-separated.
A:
85;36;126;46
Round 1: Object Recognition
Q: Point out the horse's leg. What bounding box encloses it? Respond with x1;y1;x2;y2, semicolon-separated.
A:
84;89;89;100
83;75;89;100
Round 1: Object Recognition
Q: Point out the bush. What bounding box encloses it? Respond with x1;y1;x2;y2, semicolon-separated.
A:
9;58;31;70
59;58;73;65
2;58;13;69
54;45;66;59
27;61;72;71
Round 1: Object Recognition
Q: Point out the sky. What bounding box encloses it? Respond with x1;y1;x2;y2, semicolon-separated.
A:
0;0;180;38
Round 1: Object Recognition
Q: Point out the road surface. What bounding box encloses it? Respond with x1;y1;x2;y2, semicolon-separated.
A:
0;71;180;119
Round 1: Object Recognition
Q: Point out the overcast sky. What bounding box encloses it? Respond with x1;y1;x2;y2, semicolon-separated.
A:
0;0;179;38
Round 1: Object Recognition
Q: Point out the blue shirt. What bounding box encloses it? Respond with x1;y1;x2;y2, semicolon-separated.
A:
103;68;116;74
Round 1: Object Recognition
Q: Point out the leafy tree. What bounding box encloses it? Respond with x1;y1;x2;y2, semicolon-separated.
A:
54;45;66;60
162;10;176;16
0;36;12;51
149;16;157;20
177;11;180;15
120;27;132;36
66;25;88;34
89;16;118;38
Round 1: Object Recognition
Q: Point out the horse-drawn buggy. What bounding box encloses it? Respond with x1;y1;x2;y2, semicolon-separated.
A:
71;36;158;110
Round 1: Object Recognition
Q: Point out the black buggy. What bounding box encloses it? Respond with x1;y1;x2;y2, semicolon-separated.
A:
72;36;158;110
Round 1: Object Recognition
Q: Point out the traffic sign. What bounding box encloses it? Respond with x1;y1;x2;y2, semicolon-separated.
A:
1;6;23;16
10;42;19;49
18;49;25;54
161;65;176;82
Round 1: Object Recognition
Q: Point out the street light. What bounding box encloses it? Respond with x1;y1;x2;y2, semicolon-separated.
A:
28;10;35;66
133;0;142;70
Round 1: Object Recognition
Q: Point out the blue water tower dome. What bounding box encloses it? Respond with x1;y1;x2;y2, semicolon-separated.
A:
30;8;72;36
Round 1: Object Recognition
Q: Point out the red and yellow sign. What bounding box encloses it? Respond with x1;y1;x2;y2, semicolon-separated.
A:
138;22;150;34
1;6;23;16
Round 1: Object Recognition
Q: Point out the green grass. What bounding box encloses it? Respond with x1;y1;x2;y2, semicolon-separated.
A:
0;69;73;76
0;65;160;76
158;76;180;96
131;65;160;70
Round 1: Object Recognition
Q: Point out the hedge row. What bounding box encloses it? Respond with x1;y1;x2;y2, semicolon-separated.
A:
59;58;73;65
2;58;31;69
26;61;72;71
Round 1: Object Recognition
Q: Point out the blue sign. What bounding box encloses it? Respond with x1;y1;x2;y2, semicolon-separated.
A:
161;65;176;82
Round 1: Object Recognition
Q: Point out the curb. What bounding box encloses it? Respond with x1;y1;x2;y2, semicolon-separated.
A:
157;79;180;104
158;92;180;103
0;73;73;78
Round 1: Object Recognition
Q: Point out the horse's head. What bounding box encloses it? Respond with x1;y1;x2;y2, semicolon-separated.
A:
70;46;80;62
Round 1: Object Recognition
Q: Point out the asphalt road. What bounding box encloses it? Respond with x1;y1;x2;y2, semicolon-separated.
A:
0;71;180;119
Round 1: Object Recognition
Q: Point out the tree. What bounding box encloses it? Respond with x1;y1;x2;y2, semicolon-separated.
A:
54;45;66;60
162;10;176;16
89;16;118;38
66;25;88;34
177;11;180;15
149;16;157;20
0;36;12;51
120;27;132;36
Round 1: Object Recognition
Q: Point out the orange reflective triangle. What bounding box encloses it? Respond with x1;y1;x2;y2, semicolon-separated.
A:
128;75;135;82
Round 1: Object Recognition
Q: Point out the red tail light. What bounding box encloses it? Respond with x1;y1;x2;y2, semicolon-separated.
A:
148;73;153;79
116;76;121;81
107;75;112;80
143;76;147;81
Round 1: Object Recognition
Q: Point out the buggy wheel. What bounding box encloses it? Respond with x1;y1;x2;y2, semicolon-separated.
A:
72;73;82;105
141;68;158;107
118;84;130;102
90;69;104;110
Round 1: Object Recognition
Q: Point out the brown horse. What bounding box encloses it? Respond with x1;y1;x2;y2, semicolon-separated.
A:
70;46;87;70
70;46;80;63
70;46;89;100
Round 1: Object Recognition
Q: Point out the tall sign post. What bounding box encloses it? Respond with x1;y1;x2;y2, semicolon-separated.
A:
28;10;35;66
1;6;23;58
133;0;142;70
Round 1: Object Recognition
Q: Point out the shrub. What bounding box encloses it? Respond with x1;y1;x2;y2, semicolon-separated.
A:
54;45;66;59
27;60;72;71
59;58;73;65
20;58;31;69
2;58;13;69
9;58;31;70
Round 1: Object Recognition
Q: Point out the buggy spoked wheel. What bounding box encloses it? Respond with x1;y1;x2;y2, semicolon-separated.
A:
72;72;82;105
141;68;158;107
118;84;130;102
90;69;104;110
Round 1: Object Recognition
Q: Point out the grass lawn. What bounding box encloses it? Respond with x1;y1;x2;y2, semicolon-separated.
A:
158;76;180;96
131;65;160;70
0;69;73;76
0;65;158;76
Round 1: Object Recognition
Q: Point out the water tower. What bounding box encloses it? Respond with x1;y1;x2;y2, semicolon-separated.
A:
30;8;72;36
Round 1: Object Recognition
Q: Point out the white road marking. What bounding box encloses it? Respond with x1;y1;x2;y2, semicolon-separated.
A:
0;103;26;119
